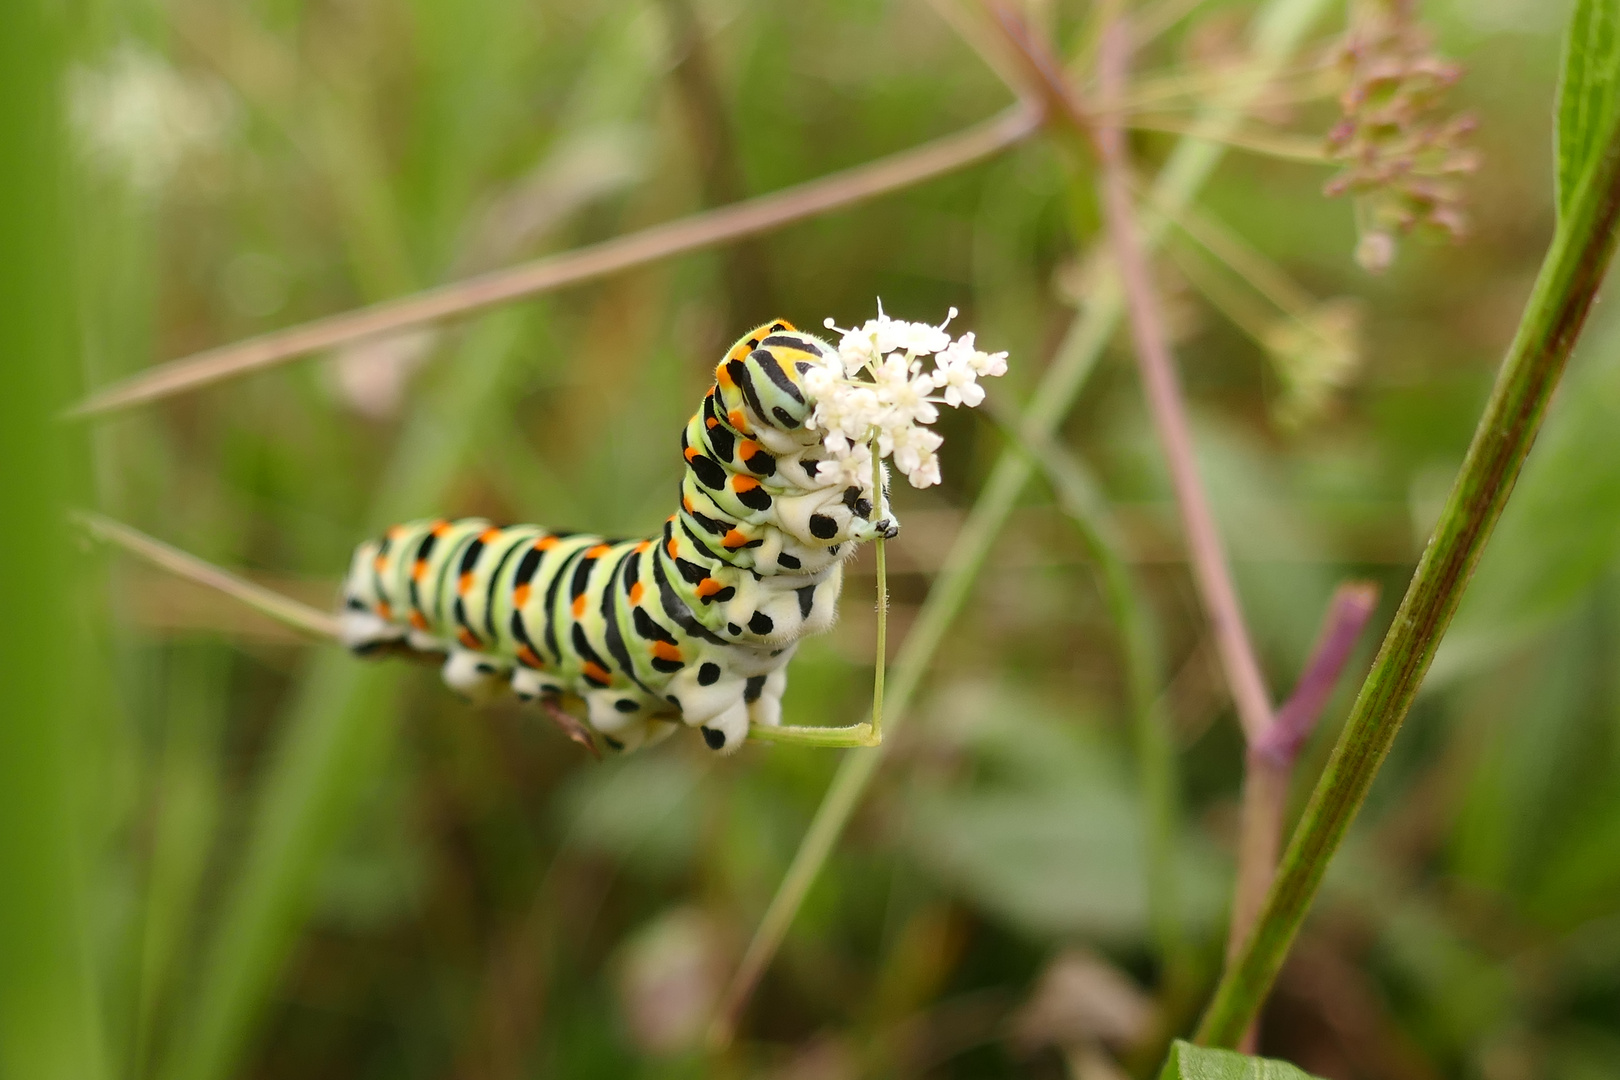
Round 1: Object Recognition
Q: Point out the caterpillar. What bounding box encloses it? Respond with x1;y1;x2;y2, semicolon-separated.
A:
338;320;898;755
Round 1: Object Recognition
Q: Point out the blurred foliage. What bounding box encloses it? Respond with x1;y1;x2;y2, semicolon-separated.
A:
52;0;1620;1077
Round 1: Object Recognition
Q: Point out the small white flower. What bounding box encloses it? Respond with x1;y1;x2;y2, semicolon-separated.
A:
938;333;1009;378
891;425;944;488
872;354;938;428
827;441;874;488
933;360;985;408
811;303;1007;490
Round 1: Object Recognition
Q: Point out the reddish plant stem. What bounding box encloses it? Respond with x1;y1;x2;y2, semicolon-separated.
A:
982;8;1384;1037
1229;582;1379;965
67;105;1039;420
1091;23;1276;750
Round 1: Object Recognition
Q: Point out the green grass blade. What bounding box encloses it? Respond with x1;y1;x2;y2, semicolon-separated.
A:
1194;45;1620;1050
164;308;540;1080
0;4;108;1078
1002;417;1185;976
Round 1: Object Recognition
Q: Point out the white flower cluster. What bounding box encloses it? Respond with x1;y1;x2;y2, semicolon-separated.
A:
806;305;1008;489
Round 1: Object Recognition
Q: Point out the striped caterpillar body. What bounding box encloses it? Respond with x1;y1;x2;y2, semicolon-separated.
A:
338;320;896;754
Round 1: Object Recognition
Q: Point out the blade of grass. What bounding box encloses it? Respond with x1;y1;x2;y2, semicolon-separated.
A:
130;644;229;1079
67;106;1040;420
996;412;1186;981
160;308;537;1080
0;2;108;1077
1194;43;1620;1048
708;0;1332;1044
78;511;342;640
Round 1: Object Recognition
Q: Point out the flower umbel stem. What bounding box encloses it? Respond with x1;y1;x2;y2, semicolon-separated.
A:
870;431;887;743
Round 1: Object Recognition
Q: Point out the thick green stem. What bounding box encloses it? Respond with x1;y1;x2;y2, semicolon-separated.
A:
1195;109;1620;1049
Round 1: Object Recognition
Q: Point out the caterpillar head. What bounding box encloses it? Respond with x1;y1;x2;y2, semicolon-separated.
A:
712;320;829;446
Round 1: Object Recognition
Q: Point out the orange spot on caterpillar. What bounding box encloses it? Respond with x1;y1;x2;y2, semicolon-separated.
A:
431;520;451;537
728;408;749;432
572;594;587;618
683;446;700;462
723;529;749;549
479;527;500;543
716;364;735;388
537;535;559;551
517;644;545;669
457;628;481;650
583;660;611;685
732;475;760;493
373;555;387;572
666;536;678;557
683;497;695;513
634;540;652;554
410;612;429;631
706;416;719;429
738;439;759;458
376;602;392;619
651;641;682;662
696;578;724;598
630;582;645;605
458;572;473;595
513;583;531;608
387;525;405;539
585;544;611;559
412;560;428;582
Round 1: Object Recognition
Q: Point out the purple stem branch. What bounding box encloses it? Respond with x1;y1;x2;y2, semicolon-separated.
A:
1257;582;1381;767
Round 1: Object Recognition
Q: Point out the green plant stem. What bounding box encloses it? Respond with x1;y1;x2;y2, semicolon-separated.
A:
997;412;1186;977
76;511;341;640
872;433;888;743
749;723;880;748
707;0;1331;1045
1195;108;1620;1050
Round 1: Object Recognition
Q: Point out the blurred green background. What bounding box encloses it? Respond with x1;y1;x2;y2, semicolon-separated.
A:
20;0;1620;1077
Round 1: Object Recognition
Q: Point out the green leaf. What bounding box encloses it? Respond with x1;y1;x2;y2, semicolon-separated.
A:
1159;1041;1323;1080
1556;0;1620;216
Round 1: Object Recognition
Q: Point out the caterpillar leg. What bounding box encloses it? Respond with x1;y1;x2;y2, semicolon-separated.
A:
511;666;566;702
585;689;656;740
338;608;403;653
745;667;788;729
595;715;679;754
696;698;751;755
441;649;508;705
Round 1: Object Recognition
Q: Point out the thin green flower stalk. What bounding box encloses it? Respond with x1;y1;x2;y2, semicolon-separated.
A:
709;0;1333;1045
